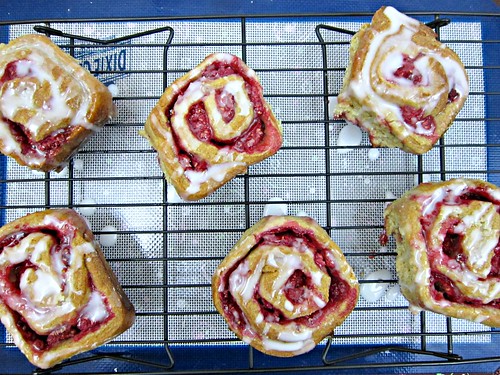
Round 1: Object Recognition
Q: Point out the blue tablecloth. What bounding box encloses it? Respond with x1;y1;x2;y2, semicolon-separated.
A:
0;0;498;21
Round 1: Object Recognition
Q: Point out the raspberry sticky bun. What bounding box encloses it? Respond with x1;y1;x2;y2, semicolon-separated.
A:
0;209;135;369
385;179;500;327
0;34;114;172
335;6;469;154
212;216;359;357
142;53;282;201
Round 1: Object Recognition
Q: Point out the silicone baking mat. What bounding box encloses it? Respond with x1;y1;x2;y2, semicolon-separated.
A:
0;12;498;374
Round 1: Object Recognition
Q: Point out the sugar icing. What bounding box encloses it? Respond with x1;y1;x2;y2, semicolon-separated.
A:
80;291;109;322
342;6;469;138
0;224;102;335
184;161;245;194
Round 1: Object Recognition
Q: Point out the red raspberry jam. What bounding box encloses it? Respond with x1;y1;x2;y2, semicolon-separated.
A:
489;245;500;277
0;59;31;83
442;232;463;260
202;61;236;80
165;56;280;173
5;115;73;160
0;227;114;353
379;230;389;246
187;102;213;142
283;270;312;305
393;54;423;85
400;105;435;132
1;58;76;160
430;272;499;308
416;186;500;309
218;222;358;332
215;88;236;123
447;88;460;103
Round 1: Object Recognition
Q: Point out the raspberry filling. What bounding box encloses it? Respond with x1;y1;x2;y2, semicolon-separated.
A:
0;60;31;83
490;245;500;277
447;88;460;103
400;105;436;134
255;265;351;328
0;227;113;353
218;224;358;333
187;102;213;142
215;88;236;123
283;269;312;305
171;129;208;172
458;188;492;203
1;60;74;159
393;54;423;85
6;118;74;159
442;232;464;262
418;187;500;308
167;56;279;172
11;289;112;353
379;230;389;246
430;272;500;307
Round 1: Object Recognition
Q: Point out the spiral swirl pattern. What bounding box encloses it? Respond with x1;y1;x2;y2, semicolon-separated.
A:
0;231;92;336
142;53;282;201
385;179;500;327
0;34;114;171
212;216;359;357
0;209;135;369
335;6;469;154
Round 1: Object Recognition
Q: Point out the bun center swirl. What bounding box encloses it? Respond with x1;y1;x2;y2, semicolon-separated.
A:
173;75;255;142
419;189;500;304
0;52;92;142
0;229;93;336
230;243;331;322
214;217;359;356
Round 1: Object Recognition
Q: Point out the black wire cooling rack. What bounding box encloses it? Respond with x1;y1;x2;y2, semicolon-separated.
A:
0;10;499;375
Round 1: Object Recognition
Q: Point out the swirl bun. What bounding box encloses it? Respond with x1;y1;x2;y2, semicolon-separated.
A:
212;216;359;357
0;209;135;369
0;34;114;171
335;6;469;154
142;53;282;201
385;179;500;327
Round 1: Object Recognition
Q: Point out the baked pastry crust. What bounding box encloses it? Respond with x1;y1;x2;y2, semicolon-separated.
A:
384;179;500;327
334;6;469;154
212;215;359;357
0;34;114;171
142;53;282;201
0;209;135;369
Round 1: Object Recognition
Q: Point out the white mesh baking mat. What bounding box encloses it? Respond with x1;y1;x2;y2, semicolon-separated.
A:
0;11;499;375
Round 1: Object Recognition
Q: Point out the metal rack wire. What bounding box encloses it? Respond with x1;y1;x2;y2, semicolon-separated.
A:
0;11;498;375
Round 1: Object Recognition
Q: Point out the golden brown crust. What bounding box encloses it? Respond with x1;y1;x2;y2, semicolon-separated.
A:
385;179;500;327
212;215;359;357
142;53;282;201
0;34;114;172
0;209;135;369
335;6;468;155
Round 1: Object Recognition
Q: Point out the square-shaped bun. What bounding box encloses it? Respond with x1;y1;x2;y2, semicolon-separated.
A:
385;179;500;327
0;34;115;171
212;215;359;357
334;6;468;154
0;209;135;369
141;53;282;201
